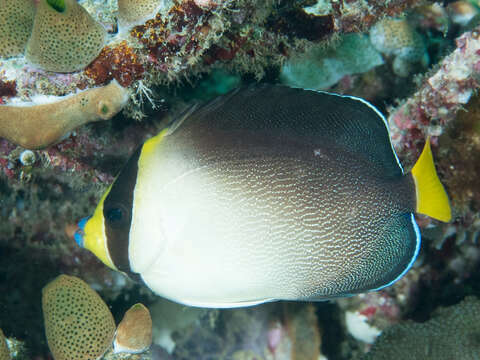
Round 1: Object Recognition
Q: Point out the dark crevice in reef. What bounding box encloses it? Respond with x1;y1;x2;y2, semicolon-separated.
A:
0;243;58;358
316;302;345;360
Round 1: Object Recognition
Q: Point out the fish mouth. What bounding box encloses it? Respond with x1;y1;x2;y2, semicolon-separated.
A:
74;216;91;248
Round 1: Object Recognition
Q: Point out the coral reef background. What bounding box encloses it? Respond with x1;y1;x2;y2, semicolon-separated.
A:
1;0;480;359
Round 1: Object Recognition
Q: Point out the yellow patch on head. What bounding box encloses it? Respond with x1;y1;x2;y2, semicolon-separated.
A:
140;107;194;164
84;127;170;271
411;138;452;222
83;184;117;270
140;128;169;160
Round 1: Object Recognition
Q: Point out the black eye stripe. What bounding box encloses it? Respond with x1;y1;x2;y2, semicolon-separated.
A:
105;205;128;227
103;146;142;274
106;207;123;222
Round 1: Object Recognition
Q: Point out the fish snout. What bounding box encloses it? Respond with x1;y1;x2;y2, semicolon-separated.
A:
74;216;91;248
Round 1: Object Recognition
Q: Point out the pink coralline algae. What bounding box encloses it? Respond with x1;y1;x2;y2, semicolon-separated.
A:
386;24;480;241
389;25;480;161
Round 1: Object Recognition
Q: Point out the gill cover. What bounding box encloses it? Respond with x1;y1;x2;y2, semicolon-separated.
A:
411;138;451;222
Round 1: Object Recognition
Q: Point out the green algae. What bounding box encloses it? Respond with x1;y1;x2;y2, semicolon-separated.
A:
280;33;384;90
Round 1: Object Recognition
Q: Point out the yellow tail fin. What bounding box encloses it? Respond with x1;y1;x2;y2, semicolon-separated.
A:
411;138;451;222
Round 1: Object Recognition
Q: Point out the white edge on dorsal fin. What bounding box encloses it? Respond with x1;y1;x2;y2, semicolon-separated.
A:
164;103;199;136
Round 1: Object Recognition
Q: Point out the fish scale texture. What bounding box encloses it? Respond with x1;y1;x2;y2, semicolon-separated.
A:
42;275;115;360
0;0;35;58
136;145;415;303
363;296;480;359
25;0;106;72
0;329;9;360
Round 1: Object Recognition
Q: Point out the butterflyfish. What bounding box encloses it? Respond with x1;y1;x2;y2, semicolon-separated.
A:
74;85;451;308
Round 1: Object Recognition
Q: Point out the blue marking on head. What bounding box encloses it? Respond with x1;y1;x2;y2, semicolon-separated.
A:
372;213;421;291
78;216;90;230
74;231;84;248
74;216;91;248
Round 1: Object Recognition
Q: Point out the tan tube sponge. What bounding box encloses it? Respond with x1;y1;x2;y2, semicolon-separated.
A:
0;80;129;149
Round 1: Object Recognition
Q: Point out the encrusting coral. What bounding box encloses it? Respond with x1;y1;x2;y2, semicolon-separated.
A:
363;296;480;359
389;24;480;233
369;18;428;77
113;303;152;354
0;80;129;149
85;41;145;87
25;0;107;73
302;0;422;34
390;24;480;146
0;0;35;58
448;1;478;26
0;329;10;360
42;275;116;360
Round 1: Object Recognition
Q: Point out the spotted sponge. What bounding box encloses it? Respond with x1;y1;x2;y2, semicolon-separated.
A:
0;329;10;360
117;0;164;32
0;0;35;58
42;275;115;360
25;0;106;73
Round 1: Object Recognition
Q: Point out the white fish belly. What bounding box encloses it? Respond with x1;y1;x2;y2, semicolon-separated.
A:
134;166;295;307
129;152;398;307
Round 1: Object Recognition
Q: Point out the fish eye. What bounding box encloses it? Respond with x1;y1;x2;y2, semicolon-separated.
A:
105;206;127;227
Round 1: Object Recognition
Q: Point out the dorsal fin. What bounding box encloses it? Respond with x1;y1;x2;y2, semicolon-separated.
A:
183;84;403;178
